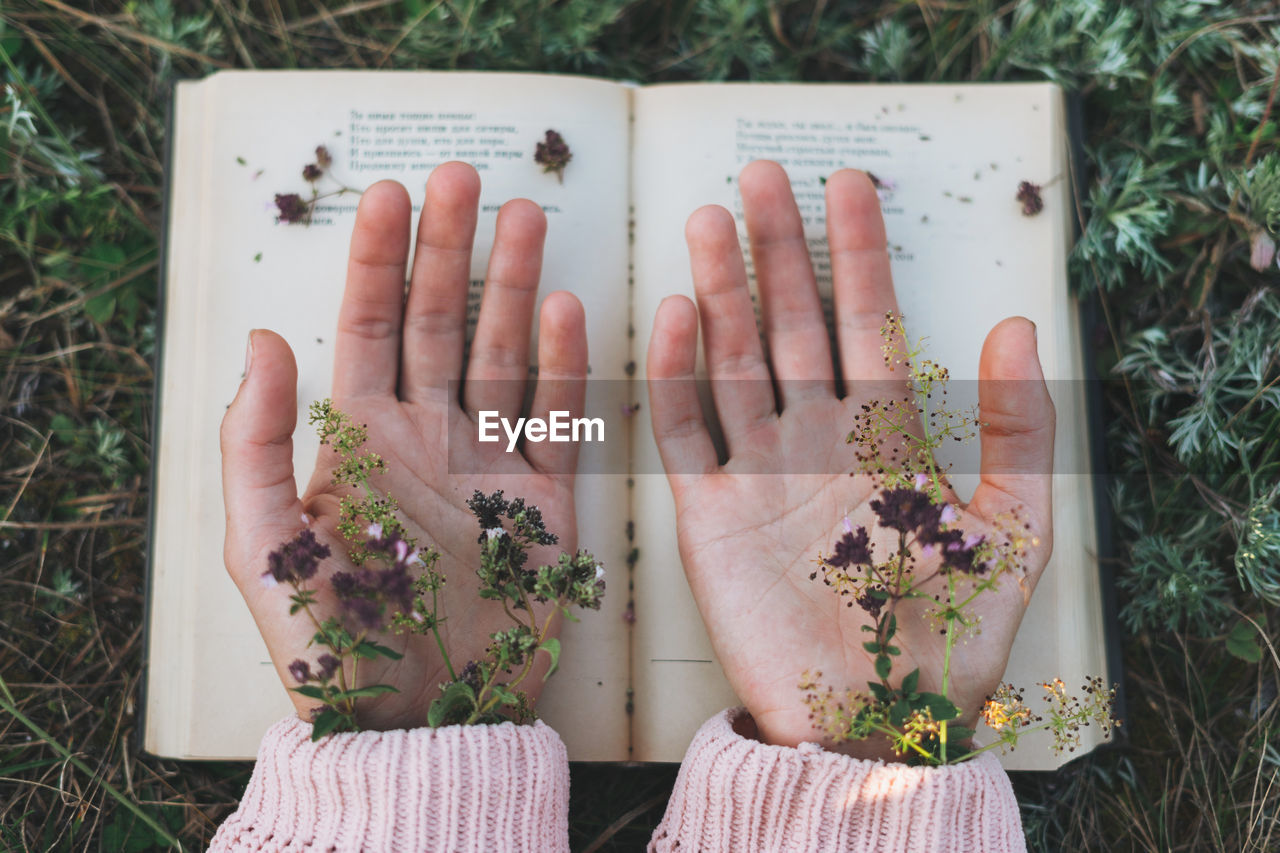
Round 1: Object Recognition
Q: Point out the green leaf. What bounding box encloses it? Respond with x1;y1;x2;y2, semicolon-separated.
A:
862;641;881;654
920;693;960;722
1227;619;1263;663
948;726;976;743
875;654;892;680
332;684;399;702
885;613;897;641
310;708;345;740
84;292;116;323
884;644;900;656
291;685;327;700
428;681;476;727
868;682;891;702
353;640;403;661
491;683;519;706
901;668;920;695
889;698;911;726
539;637;562;681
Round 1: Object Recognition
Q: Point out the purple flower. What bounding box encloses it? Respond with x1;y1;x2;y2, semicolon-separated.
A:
856;588;885;618
342;597;384;630
534;130;572;182
315;146;333;168
379;564;414;613
265;527;331;584
939;504;959;525
825;526;872;569
870;487;939;535
460;660;483;692
302;163;323;182
317;654;340;681
942;532;988;575
288;659;312;684
1016;181;1043;217
274;193;309;224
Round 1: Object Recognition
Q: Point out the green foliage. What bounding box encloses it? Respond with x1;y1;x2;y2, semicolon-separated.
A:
1117;534;1233;634
1241;153;1280;235
1234;500;1280;605
2;0;1279;848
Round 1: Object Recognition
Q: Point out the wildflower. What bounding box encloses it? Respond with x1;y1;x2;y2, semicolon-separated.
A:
825;526;872;569
942;532;988;575
981;684;1032;732
288;659;312;684
316;654;341;681
265;527;331;584
459;660;484;692
302;163;323;182
870;487;937;534
1016;181;1043;216
855;588;884;618
315;145;332;168
274;193;309;224
534;130;572;182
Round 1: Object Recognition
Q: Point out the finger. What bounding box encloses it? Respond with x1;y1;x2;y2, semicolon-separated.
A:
647;295;718;490
333;181;412;400
967;317;1055;560
826;169;902;391
462;199;547;419
739;160;834;405
220;329;305;584
685;205;777;453
524;291;588;476
401;162;481;403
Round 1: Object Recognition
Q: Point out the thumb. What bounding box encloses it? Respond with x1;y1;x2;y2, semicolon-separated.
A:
220;329;305;586
967;317;1055;555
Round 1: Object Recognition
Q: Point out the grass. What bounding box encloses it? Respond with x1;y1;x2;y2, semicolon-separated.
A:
1;0;1278;849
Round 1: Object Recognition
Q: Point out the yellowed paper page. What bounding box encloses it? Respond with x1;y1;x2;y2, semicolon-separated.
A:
630;82;1104;769
147;71;632;760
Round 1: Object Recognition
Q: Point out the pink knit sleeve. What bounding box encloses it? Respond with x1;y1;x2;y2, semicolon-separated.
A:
208;715;569;852
649;708;1026;852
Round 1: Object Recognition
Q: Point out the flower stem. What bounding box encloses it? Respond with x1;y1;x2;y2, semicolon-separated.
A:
430;582;457;682
940;572;957;763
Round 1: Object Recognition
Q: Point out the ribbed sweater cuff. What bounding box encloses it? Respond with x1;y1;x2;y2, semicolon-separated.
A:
650;708;1026;852
209;715;569;852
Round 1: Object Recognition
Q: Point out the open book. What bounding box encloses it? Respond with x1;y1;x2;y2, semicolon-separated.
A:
146;71;1109;770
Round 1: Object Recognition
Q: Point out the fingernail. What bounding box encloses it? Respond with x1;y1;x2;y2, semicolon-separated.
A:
243;330;256;379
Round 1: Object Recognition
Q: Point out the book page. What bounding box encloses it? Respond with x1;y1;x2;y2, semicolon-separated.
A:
630;82;1105;769
147;71;633;760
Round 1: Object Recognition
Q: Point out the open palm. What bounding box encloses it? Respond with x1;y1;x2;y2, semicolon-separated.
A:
647;162;1055;760
221;164;586;730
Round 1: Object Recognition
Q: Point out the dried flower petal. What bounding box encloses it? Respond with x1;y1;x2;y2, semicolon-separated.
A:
534;130;572;183
1016;181;1043;217
274;193;309;224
